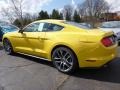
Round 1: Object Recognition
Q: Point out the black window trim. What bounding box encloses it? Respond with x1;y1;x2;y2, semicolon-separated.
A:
23;22;40;32
22;22;65;32
39;22;64;32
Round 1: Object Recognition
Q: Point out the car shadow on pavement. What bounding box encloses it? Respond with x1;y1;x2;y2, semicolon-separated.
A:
72;57;120;84
11;53;54;67
11;53;120;84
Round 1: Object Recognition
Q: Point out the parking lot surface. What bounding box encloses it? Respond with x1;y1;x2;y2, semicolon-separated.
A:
0;43;120;90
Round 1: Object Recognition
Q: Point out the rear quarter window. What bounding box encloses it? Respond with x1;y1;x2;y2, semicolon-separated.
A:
43;23;64;32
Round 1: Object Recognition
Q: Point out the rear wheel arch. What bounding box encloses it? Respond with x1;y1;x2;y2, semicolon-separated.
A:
51;45;79;73
51;45;78;62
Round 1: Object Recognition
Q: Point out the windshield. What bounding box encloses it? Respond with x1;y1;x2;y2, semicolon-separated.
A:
64;22;91;29
2;25;18;33
101;21;120;28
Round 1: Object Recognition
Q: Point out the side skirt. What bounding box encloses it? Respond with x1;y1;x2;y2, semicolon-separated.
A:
17;52;51;61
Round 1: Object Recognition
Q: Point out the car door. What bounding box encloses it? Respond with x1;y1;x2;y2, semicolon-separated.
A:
30;22;64;58
38;23;64;58
13;22;46;55
29;22;48;57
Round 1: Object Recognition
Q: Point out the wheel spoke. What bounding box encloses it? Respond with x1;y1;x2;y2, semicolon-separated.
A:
57;51;62;58
53;49;74;72
55;61;61;65
63;52;69;58
59;62;63;69
59;50;63;57
54;57;61;60
66;55;71;61
66;60;72;66
62;64;66;70
64;63;70;68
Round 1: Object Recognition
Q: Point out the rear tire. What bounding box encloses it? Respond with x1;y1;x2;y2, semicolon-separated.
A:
52;47;78;74
3;39;14;55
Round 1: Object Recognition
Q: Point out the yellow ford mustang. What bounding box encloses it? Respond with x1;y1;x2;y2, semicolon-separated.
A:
2;20;117;73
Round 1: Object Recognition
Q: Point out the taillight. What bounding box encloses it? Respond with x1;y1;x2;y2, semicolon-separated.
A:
101;37;114;47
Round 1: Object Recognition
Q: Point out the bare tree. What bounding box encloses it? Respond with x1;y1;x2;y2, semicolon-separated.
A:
77;4;86;20
1;8;15;23
78;0;110;28
63;5;73;21
2;0;25;28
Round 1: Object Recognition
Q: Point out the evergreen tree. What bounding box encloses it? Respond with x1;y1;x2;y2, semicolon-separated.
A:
51;9;61;19
73;10;81;23
44;11;49;19
64;5;73;21
66;12;71;21
38;10;49;20
59;13;63;20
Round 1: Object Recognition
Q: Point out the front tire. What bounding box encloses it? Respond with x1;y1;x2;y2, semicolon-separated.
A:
52;47;78;74
3;39;14;55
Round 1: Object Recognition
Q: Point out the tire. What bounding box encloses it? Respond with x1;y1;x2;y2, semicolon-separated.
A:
52;47;78;74
118;41;120;46
3;39;14;55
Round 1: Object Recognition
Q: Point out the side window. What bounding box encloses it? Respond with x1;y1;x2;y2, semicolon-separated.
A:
38;23;45;32
42;23;64;32
52;24;64;31
43;23;50;31
24;23;40;32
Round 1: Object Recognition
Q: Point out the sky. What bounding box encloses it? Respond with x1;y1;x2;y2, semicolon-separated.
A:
0;0;120;21
0;0;83;14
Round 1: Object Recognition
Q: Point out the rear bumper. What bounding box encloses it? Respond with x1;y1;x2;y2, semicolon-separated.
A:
76;43;117;68
79;53;116;68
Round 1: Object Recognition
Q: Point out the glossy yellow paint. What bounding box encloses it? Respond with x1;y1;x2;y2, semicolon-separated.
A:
3;20;117;68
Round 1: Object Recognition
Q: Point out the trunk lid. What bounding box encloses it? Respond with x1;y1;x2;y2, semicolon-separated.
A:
85;29;116;43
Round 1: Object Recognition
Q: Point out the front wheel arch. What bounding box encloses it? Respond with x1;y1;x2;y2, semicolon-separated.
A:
3;38;14;54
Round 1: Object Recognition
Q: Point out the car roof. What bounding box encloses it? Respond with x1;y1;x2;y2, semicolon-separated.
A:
33;19;66;26
35;19;65;23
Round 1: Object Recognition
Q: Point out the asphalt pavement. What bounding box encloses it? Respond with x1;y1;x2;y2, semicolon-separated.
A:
0;43;120;90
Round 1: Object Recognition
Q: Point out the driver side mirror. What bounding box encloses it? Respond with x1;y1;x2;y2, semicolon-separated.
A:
18;29;24;33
